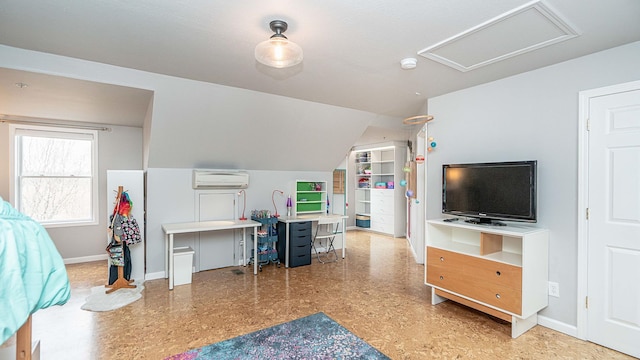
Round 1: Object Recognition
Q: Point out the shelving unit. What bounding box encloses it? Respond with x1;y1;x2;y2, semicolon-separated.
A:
370;149;395;188
425;219;549;338
353;143;406;237
354;190;370;216
295;180;327;216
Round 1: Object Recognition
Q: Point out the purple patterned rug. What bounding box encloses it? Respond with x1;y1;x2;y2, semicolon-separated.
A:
165;312;389;360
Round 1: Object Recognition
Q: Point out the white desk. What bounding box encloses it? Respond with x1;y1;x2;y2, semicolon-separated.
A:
162;219;261;290
277;214;348;268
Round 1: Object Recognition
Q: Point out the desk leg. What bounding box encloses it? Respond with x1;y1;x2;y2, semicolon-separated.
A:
169;234;174;290
164;233;168;279
253;227;258;275
285;223;290;268
242;227;246;267
342;218;346;258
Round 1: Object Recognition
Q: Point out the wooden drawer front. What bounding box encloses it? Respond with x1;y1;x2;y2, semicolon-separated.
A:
427;248;521;289
426;248;467;294
427;247;467;270
466;281;522;314
426;263;465;289
428;264;522;314
462;256;521;291
427;247;522;315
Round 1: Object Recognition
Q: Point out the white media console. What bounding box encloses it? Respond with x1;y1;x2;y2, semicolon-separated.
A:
425;219;549;338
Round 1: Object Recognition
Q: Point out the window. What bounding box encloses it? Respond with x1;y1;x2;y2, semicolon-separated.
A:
12;125;98;226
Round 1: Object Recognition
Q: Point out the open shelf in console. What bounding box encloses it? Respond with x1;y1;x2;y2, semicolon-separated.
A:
426;219;539;267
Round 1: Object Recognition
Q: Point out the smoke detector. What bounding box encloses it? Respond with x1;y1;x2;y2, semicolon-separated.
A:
400;58;417;70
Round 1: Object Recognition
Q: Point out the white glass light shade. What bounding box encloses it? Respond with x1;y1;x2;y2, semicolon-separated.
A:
255;37;303;68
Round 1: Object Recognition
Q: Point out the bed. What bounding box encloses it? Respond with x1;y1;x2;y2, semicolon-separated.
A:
0;196;70;359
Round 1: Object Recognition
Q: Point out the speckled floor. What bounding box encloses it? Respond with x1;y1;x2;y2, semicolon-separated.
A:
3;230;633;359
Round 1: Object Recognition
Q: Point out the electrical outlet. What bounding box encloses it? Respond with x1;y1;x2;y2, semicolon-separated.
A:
548;281;560;297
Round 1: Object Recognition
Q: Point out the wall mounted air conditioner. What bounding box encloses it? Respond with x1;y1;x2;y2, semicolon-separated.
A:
192;170;249;189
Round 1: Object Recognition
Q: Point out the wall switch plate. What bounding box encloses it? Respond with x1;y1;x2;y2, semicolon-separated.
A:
548;281;560;297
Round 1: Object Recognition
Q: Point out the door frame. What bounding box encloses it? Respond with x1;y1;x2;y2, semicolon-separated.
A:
576;79;640;340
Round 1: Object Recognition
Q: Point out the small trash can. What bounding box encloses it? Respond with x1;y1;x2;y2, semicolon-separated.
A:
173;246;195;286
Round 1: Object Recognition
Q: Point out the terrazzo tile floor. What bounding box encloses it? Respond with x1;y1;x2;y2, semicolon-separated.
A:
3;230;634;359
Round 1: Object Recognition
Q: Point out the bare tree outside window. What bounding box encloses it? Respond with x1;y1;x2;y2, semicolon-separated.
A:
14;126;97;225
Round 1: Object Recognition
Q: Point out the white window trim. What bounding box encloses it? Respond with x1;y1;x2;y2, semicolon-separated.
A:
10;123;99;227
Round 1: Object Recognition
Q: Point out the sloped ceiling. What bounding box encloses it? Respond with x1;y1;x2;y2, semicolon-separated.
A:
0;68;152;126
0;0;639;170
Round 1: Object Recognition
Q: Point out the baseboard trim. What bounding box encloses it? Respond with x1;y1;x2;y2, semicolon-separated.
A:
63;254;107;264
537;315;578;338
145;271;165;281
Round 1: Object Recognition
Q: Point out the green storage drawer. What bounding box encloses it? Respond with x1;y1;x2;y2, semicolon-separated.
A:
297;192;322;202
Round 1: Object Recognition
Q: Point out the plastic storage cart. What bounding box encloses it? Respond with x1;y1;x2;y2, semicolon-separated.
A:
249;216;281;271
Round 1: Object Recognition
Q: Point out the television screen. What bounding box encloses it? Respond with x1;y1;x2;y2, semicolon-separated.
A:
442;161;537;224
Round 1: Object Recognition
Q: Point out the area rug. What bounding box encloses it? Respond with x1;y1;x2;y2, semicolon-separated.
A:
165;312;390;360
80;281;144;312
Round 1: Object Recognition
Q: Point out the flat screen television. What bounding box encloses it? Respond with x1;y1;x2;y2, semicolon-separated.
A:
442;160;537;225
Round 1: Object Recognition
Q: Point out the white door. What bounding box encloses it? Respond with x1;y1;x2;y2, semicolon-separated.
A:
196;192;236;271
587;86;640;357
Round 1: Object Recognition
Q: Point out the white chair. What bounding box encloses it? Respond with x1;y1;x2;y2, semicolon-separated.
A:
312;216;341;263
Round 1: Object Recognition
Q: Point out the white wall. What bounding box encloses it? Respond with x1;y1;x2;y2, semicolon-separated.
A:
145;168;332;276
426;41;640;327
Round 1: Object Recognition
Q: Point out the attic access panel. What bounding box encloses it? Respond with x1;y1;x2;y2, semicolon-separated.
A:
418;0;580;72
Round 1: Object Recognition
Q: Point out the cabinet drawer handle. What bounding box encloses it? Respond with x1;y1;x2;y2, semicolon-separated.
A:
496;271;501;276
495;293;501;299
440;257;444;262
439;275;444;280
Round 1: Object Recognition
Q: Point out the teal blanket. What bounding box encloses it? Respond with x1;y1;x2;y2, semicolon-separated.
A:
0;197;70;344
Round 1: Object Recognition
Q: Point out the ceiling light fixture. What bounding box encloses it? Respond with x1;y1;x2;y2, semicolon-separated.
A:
403;115;434;125
400;58;417;70
255;20;303;68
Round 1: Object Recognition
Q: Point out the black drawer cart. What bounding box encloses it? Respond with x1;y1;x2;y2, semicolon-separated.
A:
277;221;312;267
